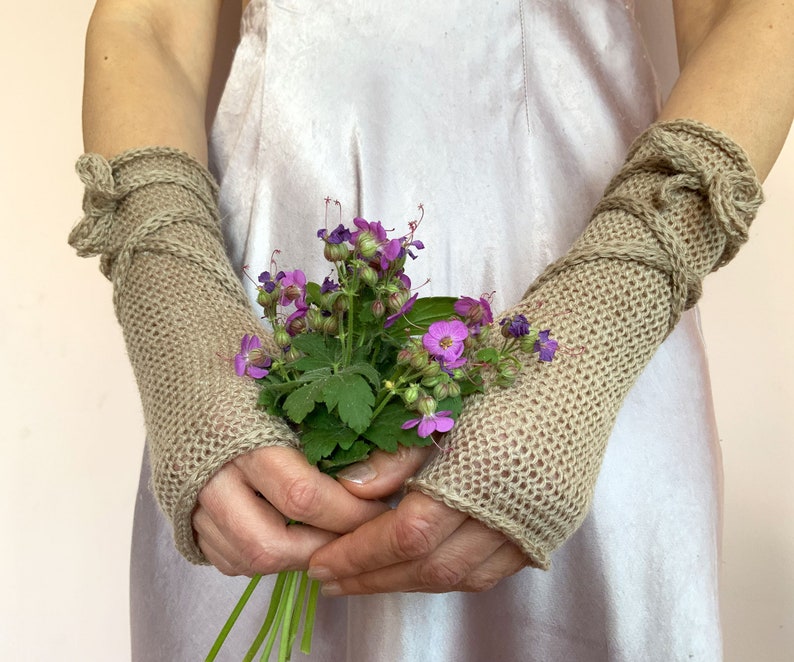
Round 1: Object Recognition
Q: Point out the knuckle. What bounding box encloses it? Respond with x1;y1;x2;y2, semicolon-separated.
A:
464;571;500;593
280;476;323;521
393;511;440;560
238;540;281;576
419;558;466;589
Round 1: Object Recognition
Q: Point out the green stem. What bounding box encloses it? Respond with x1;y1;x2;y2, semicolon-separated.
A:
299;580;321;655
278;571;301;661
205;574;262;662
287;572;309;655
370;390;396;420
243;572;287;662
259;572;293;662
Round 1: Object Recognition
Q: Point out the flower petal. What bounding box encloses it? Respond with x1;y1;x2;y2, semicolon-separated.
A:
416;417;436;438
248;365;269;379
401;418;420;430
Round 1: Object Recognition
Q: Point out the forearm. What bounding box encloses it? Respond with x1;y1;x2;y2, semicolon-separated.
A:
83;0;222;162
663;0;794;180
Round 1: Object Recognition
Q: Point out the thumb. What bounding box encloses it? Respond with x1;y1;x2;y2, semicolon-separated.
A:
336;445;433;500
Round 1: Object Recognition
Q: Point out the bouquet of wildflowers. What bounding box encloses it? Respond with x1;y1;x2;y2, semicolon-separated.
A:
206;204;558;662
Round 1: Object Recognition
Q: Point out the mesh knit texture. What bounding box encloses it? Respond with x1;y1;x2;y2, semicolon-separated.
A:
69;148;298;564
409;120;763;569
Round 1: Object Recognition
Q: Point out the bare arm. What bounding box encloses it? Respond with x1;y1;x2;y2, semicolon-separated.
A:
83;0;223;161
663;0;794;180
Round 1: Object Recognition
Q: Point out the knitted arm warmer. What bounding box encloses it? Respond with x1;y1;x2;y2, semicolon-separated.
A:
409;120;763;569
69;148;299;563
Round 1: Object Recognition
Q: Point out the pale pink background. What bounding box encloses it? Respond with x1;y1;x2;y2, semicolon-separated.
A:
1;3;791;660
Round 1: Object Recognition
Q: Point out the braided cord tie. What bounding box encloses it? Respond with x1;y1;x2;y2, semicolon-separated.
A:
527;120;763;335
69;148;248;314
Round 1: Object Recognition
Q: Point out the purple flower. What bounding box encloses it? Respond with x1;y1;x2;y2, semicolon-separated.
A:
234;334;271;379
423;319;468;362
317;223;352;244
320;276;339;294
384;292;418;328
378;238;403;269
534;329;558;362
402;237;424;260
258;270;284;294
351;217;388;243
278;270;307;306
401;411;455;438
500;314;530;338
454;296;493;334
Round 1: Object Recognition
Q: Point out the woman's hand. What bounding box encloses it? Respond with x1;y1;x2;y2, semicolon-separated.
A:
194;445;436;577
307;491;528;595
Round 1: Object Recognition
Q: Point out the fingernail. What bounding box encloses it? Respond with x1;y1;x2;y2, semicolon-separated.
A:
336;462;377;485
307;565;334;581
321;581;342;596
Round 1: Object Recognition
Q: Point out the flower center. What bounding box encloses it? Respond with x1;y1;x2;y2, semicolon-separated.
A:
439;336;454;350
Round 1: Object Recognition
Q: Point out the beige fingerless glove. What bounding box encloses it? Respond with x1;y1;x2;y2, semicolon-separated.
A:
69;147;298;563
409;120;763;569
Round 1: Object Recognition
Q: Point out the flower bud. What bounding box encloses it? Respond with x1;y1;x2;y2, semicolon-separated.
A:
283;284;303;303
520;329;540;354
410;350;429;371
371;299;386;319
257;288;276;308
333;294;349;313
416;395;437;417
397;348;413;364
306;308;325;329
446;381;461;398
273;326;291;348
421;361;441;378
422;374;443;388
356;231;380;258
284;346;301;362
286;315;307;336
403;384;420;404
496;364;518;386
387;289;410;313
433;382;450;401
360;265;379;288
321;315;339;335
324;241;349;262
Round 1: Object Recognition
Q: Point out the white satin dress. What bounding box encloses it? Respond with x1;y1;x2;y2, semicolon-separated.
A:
130;2;724;660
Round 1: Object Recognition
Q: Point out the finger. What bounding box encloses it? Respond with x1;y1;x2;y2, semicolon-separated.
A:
309;492;467;580
197;462;339;574
452;542;528;593
234;446;389;532
336;445;434;499
318;517;507;595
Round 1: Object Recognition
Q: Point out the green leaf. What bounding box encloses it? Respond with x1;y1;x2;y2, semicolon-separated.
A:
362;401;423;452
476;347;500;364
301;421;358;464
290;334;341;363
304;281;322;305
437;395;464;418
291;356;334;372
322;373;375;434
283;379;327;423
343;362;381;388
321;440;372;473
387;296;458;334
300;428;343;466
